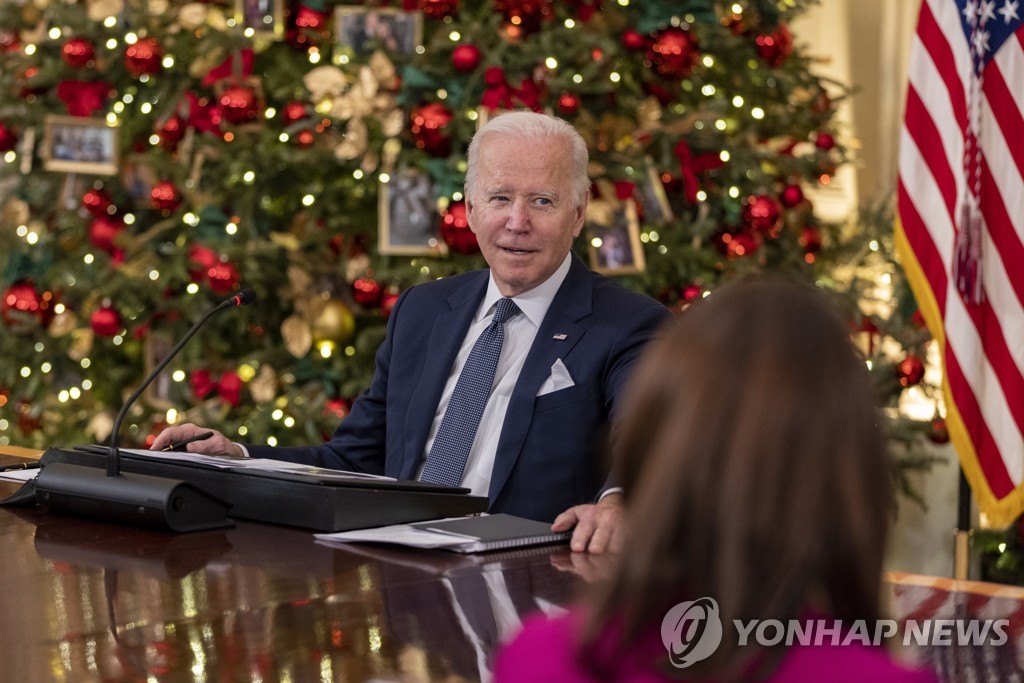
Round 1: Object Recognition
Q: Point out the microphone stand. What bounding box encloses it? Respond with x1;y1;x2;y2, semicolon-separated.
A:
107;292;251;477
34;290;257;532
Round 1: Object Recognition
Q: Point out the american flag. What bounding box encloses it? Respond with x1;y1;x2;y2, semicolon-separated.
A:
897;0;1024;528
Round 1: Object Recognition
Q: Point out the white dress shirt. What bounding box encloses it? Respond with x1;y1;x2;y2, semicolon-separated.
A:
416;252;573;497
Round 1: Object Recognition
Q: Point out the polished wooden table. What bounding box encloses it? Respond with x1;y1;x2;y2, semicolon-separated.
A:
1;449;1022;682
0;452;589;683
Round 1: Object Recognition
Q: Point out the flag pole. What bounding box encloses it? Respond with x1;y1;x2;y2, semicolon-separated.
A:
954;469;972;580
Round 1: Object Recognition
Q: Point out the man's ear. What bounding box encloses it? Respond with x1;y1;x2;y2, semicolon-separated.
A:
571;193;589;238
465;186;480;234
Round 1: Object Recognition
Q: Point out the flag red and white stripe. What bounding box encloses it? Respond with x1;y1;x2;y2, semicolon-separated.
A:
897;0;1024;527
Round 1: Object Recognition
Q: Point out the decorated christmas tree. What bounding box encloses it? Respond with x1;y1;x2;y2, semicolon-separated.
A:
0;0;943;489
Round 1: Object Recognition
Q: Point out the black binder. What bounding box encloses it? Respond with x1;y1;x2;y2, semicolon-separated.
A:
39;447;489;532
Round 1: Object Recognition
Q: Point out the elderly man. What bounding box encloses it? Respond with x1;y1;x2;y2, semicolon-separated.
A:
153;111;669;553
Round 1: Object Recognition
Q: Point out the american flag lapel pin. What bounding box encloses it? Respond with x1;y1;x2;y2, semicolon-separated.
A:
552;333;568;340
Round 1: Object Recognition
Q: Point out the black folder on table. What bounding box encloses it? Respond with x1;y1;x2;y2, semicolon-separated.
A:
39;447;489;532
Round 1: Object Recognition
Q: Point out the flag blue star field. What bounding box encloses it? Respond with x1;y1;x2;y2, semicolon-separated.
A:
898;0;1024;526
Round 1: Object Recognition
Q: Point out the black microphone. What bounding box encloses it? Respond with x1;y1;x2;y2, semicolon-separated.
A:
34;289;257;532
106;288;257;475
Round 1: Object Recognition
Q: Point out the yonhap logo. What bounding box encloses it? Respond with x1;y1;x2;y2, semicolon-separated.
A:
660;597;723;668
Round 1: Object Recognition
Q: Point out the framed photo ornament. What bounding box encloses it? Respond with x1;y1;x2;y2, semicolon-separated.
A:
586;200;646;276
334;6;423;55
378;168;446;256
42;115;119;175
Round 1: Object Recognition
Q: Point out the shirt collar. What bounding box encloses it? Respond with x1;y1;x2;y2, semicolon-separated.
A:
480;252;572;326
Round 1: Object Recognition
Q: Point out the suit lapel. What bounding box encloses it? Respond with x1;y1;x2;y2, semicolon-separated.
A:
400;273;487;479
487;255;592;500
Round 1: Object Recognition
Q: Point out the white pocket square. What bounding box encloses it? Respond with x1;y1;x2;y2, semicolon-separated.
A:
538;358;575;396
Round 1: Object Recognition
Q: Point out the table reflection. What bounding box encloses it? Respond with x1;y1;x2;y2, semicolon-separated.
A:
0;495;589;683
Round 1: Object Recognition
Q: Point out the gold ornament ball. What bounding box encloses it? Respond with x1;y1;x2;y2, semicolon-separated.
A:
310;299;355;347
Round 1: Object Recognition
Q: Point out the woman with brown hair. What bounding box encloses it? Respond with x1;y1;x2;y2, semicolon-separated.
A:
495;275;938;682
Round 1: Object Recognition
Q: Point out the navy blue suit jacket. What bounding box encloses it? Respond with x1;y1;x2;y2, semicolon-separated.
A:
247;255;669;521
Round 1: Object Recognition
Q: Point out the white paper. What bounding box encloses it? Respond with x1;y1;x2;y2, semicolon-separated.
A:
313;520;485;552
0;467;40;482
314;518;486;552
118;448;396;480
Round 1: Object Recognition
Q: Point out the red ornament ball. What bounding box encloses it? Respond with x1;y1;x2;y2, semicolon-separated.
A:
422;0;458;20
929;419;950;444
188;244;218;283
281;101;308;125
90;306;122;337
150;180;182;212
219;85;260;124
82;188;113;216
726;230;759;258
647;27;699;79
714;229;760;259
780;183;804;208
439;200;479;254
294;3;328;30
288;4;331;48
494;0;553;36
61;38;95;68
15;399;41;434
755;23;794;68
324;397;351;420
352;277;383;308
815;132;836;151
451;44;481;73
0;122;16;152
156;115;186;151
410;102;454;157
622;29;648;51
681;283;703;302
207;260;241;294
557;92;580;115
381;290;400;317
897;355;926;387
2;282;47;329
799;226;823;253
124;36;163;76
295;129;315;147
89;215;125;253
0;29;19;53
742;195;782;237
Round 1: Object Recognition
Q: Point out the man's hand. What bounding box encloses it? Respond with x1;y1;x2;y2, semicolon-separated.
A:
150;422;244;458
551;492;624;554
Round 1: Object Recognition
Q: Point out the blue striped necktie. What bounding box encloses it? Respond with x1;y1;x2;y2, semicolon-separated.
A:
420;297;521;487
